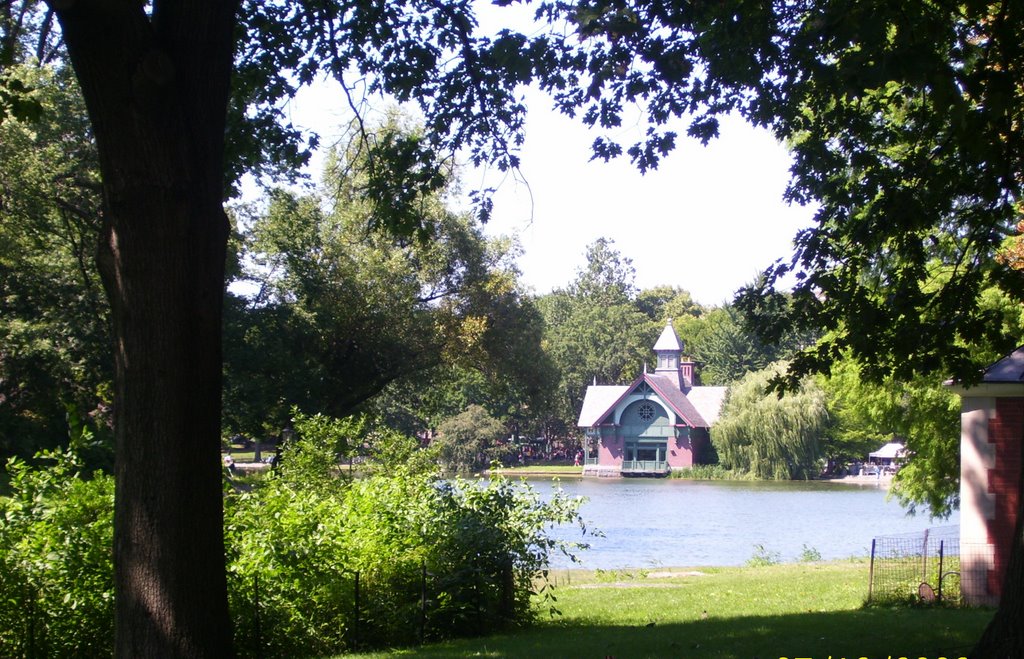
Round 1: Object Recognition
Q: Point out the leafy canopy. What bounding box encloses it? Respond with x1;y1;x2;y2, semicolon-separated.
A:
714;363;828;480
223;117;551;437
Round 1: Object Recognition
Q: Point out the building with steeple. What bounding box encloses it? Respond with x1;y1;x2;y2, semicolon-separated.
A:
577;320;728;477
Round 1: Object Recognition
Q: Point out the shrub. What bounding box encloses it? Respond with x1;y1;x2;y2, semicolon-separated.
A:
669;464;743;480
0;450;115;657
224;476;353;657
746;543;782;567
419;476;585;636
224;411;588;656
799;544;823;562
0;415;586;657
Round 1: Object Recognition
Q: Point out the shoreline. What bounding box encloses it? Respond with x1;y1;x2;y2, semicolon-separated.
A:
484;467;894;487
230;460;895;488
819;473;894;487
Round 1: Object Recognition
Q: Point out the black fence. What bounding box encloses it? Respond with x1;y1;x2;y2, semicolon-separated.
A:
868;525;975;604
230;557;523;657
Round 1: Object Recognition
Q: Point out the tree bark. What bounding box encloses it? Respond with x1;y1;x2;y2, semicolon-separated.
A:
50;1;238;655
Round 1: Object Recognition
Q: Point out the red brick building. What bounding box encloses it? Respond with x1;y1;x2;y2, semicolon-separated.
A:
949;347;1024;605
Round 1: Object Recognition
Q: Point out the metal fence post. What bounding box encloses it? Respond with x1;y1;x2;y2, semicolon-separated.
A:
937;540;945;602
867;538;876;602
353;570;360;650
921;527;930;583
420;561;427;643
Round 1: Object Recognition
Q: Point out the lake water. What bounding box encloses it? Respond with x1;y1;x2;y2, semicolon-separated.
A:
527;477;957;569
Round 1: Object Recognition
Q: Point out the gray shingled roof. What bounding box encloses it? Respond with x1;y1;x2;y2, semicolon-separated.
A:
576;384;630;427
684;386;729;426
653;321;683;352
646;375;708;427
577;374;721;429
982;346;1024;382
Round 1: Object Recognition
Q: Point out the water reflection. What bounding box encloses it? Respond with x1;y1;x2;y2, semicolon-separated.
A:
528;477;957;569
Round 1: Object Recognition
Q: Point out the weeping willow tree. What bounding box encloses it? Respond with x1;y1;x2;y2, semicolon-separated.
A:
714;364;829;480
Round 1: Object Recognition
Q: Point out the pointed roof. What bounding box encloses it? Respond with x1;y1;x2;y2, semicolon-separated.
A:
869;442;906;460
577;373;713;428
945;345;1024;392
646;374;707;427
653;320;683;352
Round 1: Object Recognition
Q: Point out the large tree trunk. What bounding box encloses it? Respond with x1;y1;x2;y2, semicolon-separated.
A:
50;1;238;655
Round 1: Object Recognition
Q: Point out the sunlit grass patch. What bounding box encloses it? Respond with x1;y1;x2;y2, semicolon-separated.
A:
343;560;991;658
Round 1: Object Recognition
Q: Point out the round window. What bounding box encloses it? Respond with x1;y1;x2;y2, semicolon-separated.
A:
637;402;656;421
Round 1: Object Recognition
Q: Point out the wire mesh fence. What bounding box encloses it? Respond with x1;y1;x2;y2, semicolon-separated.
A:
868;525;973;604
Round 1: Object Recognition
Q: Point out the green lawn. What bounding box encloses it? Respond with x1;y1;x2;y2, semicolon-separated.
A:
484;465;583;477
343;561;992;658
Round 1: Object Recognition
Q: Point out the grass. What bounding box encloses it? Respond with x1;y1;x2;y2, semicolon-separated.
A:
222;450;269;463
341;560;992;658
484;464;583;477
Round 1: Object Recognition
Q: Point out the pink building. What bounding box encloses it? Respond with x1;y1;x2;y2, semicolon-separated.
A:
577;321;727;477
949;347;1024;605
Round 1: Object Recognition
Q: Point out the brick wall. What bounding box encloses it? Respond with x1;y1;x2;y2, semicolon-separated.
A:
986;397;1024;596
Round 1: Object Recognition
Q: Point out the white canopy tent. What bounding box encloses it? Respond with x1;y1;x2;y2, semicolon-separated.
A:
868;442;906;464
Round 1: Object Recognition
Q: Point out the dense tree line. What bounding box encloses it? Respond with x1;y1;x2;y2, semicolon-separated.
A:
0;64;111;470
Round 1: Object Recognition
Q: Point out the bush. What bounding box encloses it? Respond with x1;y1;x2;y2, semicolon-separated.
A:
0;450;115;657
0;415;587;657
225;467;586;655
224;412;588;656
225;476;353;657
746;543;782;567
669;464;743;480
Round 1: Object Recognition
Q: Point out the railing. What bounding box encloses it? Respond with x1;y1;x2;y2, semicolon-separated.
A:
584;456;599;465
621;460;668;474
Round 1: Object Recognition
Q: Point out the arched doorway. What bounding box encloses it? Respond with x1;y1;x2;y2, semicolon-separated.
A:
620;399;670;474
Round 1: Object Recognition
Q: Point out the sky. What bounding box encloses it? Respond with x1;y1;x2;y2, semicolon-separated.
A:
277;3;817;308
470;96;815;305
285;81;815;307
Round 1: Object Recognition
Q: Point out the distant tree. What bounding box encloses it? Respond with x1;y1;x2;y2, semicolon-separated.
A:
675;305;807;386
224;121;553;438
0;65;111;467
365;354;556;447
635;285;703;323
568;237;638;306
714;364;828;480
433;405;510;475
822;358;961;518
538;239;657;424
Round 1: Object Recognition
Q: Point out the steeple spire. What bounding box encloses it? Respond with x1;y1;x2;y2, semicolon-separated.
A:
653;319;694;389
